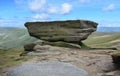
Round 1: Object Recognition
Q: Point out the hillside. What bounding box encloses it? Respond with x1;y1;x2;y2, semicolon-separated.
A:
0;27;37;49
83;32;120;48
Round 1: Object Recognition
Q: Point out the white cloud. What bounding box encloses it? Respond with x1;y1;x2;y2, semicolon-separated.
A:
32;13;49;21
103;4;115;12
14;0;73;21
28;0;46;12
48;7;59;14
48;3;72;14
61;3;72;14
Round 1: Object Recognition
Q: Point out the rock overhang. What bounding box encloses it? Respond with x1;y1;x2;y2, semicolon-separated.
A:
24;20;98;44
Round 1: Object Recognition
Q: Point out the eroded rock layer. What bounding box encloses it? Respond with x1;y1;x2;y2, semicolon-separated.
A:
25;20;98;44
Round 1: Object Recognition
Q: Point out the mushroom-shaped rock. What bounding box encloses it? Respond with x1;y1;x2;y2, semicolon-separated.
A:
25;20;98;44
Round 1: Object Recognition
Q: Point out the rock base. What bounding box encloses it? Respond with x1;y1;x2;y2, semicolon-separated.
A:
7;62;88;76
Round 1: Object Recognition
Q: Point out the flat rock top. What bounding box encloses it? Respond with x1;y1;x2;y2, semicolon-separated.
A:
25;20;98;28
7;62;88;76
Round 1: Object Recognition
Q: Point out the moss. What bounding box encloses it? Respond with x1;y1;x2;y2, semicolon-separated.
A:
79;42;90;49
81;44;90;49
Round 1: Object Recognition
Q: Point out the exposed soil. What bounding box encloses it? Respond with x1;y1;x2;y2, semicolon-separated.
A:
1;46;120;76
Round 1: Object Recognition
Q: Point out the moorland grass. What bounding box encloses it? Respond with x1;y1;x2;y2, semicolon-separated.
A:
83;32;120;48
0;48;31;69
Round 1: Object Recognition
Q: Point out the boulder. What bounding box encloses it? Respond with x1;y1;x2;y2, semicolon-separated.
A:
25;20;98;45
7;62;89;76
24;43;36;51
111;50;120;68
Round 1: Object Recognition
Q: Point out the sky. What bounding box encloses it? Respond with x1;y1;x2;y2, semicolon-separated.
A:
0;0;120;27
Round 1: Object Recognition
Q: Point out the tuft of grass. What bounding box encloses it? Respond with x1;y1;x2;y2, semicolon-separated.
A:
0;48;31;69
80;43;90;49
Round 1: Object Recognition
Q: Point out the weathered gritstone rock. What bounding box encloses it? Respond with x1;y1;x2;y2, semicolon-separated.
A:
7;62;89;76
111;51;120;68
25;20;98;45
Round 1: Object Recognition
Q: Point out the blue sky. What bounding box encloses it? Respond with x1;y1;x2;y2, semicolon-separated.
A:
0;0;120;27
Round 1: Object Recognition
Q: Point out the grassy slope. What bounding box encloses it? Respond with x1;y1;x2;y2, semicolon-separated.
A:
83;32;120;48
0;28;37;49
0;28;36;71
0;49;31;71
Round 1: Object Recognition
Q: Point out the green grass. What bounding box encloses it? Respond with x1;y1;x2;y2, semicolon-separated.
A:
83;32;120;48
0;48;31;69
80;42;90;49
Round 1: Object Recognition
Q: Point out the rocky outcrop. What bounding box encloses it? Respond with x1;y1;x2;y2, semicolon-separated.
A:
23;41;84;52
25;20;98;45
111;51;120;68
7;62;89;76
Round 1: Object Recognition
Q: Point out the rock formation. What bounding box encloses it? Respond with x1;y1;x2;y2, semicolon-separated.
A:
7;62;89;76
25;20;98;46
111;51;120;68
